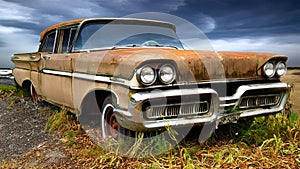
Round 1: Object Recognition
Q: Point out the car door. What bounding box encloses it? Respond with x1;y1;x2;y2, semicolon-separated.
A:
39;27;77;108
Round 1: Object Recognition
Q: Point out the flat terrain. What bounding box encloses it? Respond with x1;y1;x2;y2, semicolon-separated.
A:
0;69;299;168
282;68;300;114
0;78;14;86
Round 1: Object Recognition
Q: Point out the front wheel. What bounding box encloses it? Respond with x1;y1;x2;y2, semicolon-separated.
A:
101;97;138;143
101;97;129;139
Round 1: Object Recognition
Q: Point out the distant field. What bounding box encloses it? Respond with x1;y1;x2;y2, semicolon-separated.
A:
282;68;300;114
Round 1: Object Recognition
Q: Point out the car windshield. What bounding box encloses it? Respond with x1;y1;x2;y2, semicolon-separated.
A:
74;20;184;51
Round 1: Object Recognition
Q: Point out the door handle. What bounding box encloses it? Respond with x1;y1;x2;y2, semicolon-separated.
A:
30;55;36;59
11;56;19;60
42;55;51;59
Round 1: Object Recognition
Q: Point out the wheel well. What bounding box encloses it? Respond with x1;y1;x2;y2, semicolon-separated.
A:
20;80;32;96
22;80;32;91
80;90;118;115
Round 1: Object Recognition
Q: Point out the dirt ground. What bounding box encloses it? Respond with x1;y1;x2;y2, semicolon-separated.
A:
282;68;300;114
0;69;299;168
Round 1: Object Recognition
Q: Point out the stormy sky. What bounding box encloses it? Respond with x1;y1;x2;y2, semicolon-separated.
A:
0;0;299;68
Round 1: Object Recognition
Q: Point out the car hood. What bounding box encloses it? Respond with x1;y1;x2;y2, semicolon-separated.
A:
73;48;287;83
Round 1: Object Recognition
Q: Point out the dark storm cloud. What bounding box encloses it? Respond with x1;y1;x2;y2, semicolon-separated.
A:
0;0;299;67
1;0;298;37
171;0;300;38
0;0;183;36
0;0;113;34
92;0;185;14
0;20;41;35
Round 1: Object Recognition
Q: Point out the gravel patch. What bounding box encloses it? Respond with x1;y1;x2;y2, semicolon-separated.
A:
0;78;15;86
0;96;53;161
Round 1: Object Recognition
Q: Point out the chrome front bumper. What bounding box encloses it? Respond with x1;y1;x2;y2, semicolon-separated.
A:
114;82;290;131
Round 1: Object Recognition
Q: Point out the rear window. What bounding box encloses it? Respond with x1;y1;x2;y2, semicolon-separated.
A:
40;31;56;53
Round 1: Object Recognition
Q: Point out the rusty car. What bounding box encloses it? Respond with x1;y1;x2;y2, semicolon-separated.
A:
11;18;290;139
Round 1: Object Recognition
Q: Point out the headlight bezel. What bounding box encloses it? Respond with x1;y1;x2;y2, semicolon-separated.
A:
263;62;276;78
262;60;287;78
158;64;176;84
275;61;287;77
137;65;157;86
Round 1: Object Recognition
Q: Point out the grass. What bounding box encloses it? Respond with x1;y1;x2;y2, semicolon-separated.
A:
0;84;30;101
41;107;299;168
1;83;300;168
0;84;15;100
0;84;15;92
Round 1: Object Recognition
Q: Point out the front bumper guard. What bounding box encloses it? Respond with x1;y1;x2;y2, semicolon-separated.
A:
114;82;290;131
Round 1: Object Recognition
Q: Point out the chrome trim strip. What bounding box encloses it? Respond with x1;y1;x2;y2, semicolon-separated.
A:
121;82;289;130
219;82;288;101
42;69;131;86
53;29;59;54
131;88;218;102
114;108;132;117
43;69;72;77
145;101;209;119
142;115;217;129
220;103;236;107
73;72;130;86
41;69;284;91
239;91;289;118
238;93;281;109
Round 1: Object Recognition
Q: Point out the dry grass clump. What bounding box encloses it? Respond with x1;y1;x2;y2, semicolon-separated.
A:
1;84;299;168
39;108;300;168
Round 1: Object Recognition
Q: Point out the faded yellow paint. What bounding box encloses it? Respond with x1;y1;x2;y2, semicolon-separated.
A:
12;18;288;116
40;18;85;41
71;48;287;81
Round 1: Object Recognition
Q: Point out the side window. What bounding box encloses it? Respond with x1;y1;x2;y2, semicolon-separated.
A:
59;28;77;53
40;31;56;53
61;29;70;53
68;28;77;52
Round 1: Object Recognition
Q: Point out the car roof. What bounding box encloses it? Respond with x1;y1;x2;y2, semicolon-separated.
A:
39;18;176;42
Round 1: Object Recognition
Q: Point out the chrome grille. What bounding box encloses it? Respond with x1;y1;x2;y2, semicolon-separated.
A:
145;102;209;119
239;94;281;109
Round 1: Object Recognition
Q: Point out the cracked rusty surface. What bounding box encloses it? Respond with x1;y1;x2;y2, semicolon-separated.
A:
11;18;288;116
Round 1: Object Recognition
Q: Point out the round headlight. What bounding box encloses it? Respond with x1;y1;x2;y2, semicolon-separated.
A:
263;62;275;77
138;66;156;85
158;64;176;84
276;62;287;77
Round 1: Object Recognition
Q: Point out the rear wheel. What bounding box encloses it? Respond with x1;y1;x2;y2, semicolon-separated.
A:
30;84;39;104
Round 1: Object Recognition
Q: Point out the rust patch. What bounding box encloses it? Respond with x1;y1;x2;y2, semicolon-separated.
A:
73;49;287;82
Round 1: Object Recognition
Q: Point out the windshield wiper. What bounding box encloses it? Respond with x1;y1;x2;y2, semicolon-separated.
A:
163;45;178;49
111;44;179;50
111;44;141;49
150;44;178;49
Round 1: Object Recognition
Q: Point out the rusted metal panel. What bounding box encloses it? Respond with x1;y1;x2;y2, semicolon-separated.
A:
39;73;74;108
72;78;110;112
12;52;42;71
11;18;290;132
218;52;287;71
12;68;30;87
42;54;73;72
39;18;177;42
40;18;85;41
72;49;287;82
